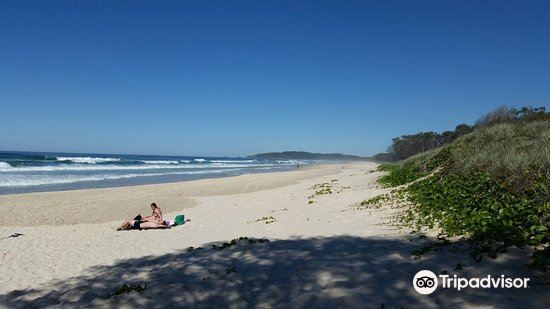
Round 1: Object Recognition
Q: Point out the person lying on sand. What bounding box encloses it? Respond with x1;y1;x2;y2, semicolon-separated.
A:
116;219;167;231
141;202;163;224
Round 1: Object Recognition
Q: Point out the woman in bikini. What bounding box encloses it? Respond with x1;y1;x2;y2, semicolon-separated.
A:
142;202;164;224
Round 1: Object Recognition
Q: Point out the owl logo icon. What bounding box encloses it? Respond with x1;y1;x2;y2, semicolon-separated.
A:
413;270;438;294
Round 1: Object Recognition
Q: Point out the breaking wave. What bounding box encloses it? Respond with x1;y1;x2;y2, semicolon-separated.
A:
56;157;122;164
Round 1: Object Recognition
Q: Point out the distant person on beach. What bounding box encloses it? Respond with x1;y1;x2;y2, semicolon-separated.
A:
142;202;163;225
116;219;166;231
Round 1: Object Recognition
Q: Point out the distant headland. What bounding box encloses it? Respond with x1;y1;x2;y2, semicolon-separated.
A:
247;151;370;161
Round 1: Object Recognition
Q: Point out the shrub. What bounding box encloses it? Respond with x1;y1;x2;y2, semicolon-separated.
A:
378;163;422;187
530;247;550;272
404;172;549;246
475;105;549;127
475;105;516;127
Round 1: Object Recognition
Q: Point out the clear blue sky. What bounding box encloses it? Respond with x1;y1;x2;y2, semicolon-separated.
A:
1;1;549;157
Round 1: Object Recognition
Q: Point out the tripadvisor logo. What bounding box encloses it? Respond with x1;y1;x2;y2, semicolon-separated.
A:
413;270;530;295
413;270;438;294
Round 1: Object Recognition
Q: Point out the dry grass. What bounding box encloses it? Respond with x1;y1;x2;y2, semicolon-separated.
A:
452;120;550;186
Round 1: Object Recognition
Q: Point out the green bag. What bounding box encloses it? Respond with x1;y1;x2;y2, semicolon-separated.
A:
174;214;186;226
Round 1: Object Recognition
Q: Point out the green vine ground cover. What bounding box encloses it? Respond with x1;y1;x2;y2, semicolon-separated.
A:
378;120;550;272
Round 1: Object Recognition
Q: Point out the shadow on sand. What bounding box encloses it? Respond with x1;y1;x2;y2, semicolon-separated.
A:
1;235;548;308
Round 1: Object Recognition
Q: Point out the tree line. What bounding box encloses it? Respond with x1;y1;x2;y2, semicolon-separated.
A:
373;106;548;162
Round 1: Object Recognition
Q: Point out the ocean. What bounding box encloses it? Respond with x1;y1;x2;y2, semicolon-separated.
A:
0;151;310;194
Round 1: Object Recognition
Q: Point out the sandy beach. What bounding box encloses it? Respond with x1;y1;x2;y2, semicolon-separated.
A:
0;162;547;308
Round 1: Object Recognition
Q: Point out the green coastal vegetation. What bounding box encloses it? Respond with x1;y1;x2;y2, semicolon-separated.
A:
376;106;549;271
247;151;369;161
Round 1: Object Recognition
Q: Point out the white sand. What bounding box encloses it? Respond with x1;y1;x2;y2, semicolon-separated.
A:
0;162;547;308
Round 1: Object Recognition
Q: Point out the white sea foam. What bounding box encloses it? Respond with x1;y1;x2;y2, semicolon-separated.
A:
211;160;255;163
56;157;121;164
0;163;277;172
194;158;206;163
276;160;307;165
0;162;12;170
0;169;242;187
139;160;179;164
